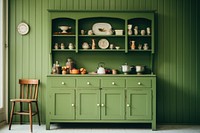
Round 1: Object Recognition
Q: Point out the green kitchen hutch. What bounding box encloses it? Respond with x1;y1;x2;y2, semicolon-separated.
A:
46;10;156;130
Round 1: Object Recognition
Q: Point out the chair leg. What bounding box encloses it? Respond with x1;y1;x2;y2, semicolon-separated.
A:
9;102;15;130
20;102;22;124
35;102;41;126
29;102;33;132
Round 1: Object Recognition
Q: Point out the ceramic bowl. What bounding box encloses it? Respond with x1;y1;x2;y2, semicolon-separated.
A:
59;26;71;33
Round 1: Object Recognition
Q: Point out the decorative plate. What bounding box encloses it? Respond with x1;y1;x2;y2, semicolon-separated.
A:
17;22;29;35
92;23;112;35
98;39;109;49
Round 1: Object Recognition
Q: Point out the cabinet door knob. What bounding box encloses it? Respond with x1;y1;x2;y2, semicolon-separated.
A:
97;104;100;106
138;82;141;85
61;82;65;85
112;82;115;85
101;104;104;107
71;104;75;107
87;82;90;85
127;104;130;107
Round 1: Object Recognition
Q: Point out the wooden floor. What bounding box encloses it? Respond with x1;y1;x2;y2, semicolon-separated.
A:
1;124;200;133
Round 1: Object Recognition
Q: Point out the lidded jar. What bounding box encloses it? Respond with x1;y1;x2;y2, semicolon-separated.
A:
66;58;75;70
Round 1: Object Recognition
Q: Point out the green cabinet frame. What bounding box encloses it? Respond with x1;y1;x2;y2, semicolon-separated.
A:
46;76;156;130
126;89;152;120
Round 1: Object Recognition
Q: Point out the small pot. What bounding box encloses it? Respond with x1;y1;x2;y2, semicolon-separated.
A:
121;63;132;74
135;66;145;74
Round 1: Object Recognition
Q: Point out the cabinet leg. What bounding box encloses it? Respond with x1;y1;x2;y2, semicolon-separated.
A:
46;122;50;130
152;122;156;131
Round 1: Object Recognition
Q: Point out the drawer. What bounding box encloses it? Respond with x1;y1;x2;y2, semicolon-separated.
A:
49;77;75;88
76;78;100;88
126;78;152;88
101;79;125;88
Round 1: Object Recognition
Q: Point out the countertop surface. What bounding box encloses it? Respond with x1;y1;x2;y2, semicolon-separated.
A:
47;74;156;77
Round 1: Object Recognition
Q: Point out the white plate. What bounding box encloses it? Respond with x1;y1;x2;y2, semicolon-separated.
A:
92;23;112;35
98;39;109;49
17;22;29;35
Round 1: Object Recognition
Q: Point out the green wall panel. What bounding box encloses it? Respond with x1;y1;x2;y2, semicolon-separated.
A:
9;0;200;124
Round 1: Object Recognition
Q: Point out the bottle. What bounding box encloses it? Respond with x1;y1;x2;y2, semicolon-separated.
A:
130;41;135;50
66;58;75;70
55;61;62;74
52;64;56;74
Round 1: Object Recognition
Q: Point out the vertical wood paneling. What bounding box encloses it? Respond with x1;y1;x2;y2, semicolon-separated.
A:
9;0;16;122
9;0;200;124
169;0;177;123
176;0;184;123
163;0;170;123
183;0;190;123
29;0;36;78
156;0;164;123
60;0;67;10
189;0;197;122
104;0;110;10
197;0;200;123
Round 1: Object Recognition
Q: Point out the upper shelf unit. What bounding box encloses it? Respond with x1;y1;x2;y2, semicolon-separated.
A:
48;10;155;53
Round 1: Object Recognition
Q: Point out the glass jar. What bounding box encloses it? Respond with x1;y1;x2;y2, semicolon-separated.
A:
66;58;75;70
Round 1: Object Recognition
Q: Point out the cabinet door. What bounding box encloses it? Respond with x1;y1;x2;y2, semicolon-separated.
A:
101;89;125;120
126;89;151;120
49;89;75;119
76;89;100;120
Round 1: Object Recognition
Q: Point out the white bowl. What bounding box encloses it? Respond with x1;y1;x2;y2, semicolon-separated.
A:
59;26;71;33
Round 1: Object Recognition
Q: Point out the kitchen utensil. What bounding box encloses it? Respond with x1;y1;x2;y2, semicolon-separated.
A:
135;65;145;74
92;23;112;35
97;62;105;74
121;63;132;74
59;26;71;33
98;39;109;49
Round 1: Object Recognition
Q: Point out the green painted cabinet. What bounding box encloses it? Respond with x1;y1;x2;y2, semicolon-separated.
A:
46;11;156;131
49;90;75;120
76;89;100;120
126;89;151;120
101;89;125;120
46;76;156;130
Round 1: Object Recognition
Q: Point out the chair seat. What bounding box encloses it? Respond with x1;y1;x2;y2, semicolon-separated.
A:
10;99;37;103
14;111;38;116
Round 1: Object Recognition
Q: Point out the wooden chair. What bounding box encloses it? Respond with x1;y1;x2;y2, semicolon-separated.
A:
9;79;40;132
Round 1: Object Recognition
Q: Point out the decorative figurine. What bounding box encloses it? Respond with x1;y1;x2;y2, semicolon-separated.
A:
130;40;136;50
92;39;96;50
134;26;138;35
128;24;133;35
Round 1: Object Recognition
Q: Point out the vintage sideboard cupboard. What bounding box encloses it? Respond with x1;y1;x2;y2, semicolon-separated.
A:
46;10;156;130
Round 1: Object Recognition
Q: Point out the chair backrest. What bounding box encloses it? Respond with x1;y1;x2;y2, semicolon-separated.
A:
19;79;40;100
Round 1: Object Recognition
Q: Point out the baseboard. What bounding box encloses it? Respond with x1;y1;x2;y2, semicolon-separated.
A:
0;121;6;127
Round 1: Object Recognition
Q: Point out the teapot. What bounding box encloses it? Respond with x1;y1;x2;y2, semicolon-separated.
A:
97;62;105;74
121;63;132;74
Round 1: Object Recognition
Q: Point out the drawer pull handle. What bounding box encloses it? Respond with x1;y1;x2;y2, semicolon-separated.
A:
112;82;115;85
127;104;130;107
138;82;142;85
97;104;100;106
61;82;65;85
71;104;75;107
87;82;90;85
101;104;105;107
